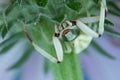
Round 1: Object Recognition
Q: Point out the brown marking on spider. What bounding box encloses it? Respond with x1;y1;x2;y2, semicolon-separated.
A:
71;20;76;26
62;29;70;36
54;33;60;37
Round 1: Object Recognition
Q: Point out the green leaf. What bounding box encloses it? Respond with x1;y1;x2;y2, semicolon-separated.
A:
105;19;114;26
0;39;18;54
52;14;65;23
0;32;23;46
1;26;8;38
105;27;120;38
5;0;16;15
108;1;120;17
43;59;50;74
92;0;99;4
0;32;23;55
35;0;48;7
1;22;12;38
67;2;82;12
6;6;21;22
8;45;34;70
91;41;115;59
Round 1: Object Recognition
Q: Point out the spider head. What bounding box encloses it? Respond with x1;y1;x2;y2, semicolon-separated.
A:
55;20;80;42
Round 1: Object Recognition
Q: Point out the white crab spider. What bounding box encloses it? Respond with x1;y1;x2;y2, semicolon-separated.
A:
23;0;107;63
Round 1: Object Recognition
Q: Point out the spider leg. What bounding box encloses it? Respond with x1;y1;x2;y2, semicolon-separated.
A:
78;16;99;23
76;20;100;38
76;0;107;37
53;36;63;63
53;25;63;63
99;0;107;35
32;42;58;63
22;22;58;63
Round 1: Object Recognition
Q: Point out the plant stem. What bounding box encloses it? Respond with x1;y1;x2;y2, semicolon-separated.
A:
51;52;83;80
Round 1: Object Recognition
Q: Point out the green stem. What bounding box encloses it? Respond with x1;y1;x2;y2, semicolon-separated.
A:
51;52;83;80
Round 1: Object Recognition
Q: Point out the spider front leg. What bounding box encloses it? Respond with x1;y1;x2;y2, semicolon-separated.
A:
53;25;63;63
75;0;107;38
22;22;59;63
99;0;107;35
75;20;100;38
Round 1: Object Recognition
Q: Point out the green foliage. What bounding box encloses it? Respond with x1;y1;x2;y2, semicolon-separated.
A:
0;0;120;80
107;1;120;17
34;0;48;7
105;27;120;38
0;32;23;54
91;41;115;59
8;45;34;70
93;0;99;4
67;1;82;12
44;59;50;74
105;19;114;26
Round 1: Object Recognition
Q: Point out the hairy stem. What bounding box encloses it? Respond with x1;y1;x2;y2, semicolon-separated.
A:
51;52;83;80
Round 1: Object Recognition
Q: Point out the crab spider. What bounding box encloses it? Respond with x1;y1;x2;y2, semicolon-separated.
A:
23;0;107;63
